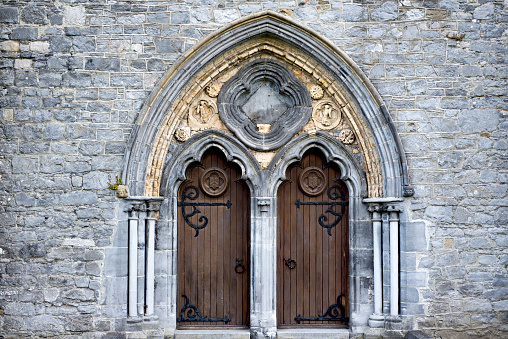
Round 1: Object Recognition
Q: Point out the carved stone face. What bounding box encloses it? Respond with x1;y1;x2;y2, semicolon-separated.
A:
116;185;129;198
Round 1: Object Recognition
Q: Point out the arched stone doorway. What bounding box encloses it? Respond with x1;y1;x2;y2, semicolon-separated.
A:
118;11;412;338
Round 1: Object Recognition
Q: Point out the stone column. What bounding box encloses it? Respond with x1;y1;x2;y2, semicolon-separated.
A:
368;204;384;328
127;204;143;320
387;205;400;318
145;200;162;320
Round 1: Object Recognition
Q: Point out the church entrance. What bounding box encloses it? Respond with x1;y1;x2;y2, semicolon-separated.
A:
176;148;250;329
277;149;349;328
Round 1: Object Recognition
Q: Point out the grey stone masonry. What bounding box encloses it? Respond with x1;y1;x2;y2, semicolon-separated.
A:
0;1;507;338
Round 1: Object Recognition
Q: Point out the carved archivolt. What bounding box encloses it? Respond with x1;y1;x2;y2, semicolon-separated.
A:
145;38;382;197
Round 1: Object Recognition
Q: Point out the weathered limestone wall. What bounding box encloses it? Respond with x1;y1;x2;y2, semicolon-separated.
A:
0;0;506;338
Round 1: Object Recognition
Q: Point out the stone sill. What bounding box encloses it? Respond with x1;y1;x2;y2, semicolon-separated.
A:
277;328;350;339
174;329;250;339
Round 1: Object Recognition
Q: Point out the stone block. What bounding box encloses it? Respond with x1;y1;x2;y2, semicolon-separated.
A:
39;70;62;87
10;27;38;40
403;222;427;252
0;7;19;23
62;72;92;88
19;243;46;258
64;5;86;26
191;8;211;23
83;172;110;189
111;74;143;88
49;36;72;52
213;9;240;23
85;57;120;71
21;6;46;24
343;5;367;22
60;191;98;205
73;36;95;52
104;248;128;277
154;38;183;54
118;14;145;24
371;2;398;21
459;110;499;133
171;12;190;24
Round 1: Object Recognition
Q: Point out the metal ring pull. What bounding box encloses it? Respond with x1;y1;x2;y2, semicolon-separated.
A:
235;259;245;274
284;258;296;269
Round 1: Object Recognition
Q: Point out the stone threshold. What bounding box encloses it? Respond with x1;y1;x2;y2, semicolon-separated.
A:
174;328;351;338
277;328;350;339
174;329;250;339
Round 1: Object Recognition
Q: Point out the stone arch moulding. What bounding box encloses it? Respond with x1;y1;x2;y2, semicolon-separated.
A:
122;10;413;200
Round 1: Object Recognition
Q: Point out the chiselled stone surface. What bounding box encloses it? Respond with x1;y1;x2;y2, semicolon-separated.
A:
0;1;506;339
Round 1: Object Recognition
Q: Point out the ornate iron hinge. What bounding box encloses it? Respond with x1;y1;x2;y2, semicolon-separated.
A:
176;295;231;323
295;294;349;324
295;185;348;236
178;185;232;237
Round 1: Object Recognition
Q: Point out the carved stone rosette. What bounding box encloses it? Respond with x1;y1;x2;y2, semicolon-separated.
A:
205;83;220;98
299;166;327;196
312;100;342;130
339;129;356;145
309;85;324;100
200;167;228;197
188;99;219;129
175;126;191;142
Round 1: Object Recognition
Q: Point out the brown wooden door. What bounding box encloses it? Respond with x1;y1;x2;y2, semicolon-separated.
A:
177;148;250;329
277;149;349;328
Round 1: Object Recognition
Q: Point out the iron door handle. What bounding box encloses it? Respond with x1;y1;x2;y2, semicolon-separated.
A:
284;258;296;269
235;258;245;274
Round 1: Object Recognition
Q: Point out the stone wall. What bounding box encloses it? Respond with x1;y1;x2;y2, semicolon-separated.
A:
0;0;506;338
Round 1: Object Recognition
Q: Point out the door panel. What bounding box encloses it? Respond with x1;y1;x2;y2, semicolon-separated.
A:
177;148;250;329
277;149;349;328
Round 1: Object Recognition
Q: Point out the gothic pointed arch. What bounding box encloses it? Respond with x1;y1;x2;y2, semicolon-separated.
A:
122;10;412;199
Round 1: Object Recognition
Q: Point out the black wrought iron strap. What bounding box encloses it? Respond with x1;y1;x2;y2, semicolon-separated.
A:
295;185;348;236
177;295;231;323
295;294;349;324
178;185;232;237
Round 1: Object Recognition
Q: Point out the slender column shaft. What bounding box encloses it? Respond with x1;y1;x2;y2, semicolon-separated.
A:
128;210;139;318
389;210;399;316
145;216;156;316
372;210;383;315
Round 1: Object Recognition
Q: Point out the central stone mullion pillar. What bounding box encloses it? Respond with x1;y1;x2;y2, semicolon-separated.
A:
251;197;277;338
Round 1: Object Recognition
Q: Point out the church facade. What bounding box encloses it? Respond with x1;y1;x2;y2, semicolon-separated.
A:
0;1;506;338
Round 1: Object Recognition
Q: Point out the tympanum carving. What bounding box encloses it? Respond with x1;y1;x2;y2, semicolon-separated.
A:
218;59;312;151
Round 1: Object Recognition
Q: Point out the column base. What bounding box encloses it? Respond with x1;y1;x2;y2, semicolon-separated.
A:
368;313;385;328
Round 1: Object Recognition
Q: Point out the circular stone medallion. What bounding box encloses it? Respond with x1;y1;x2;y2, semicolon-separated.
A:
312;100;342;130
299;167;327;196
200;167;228;197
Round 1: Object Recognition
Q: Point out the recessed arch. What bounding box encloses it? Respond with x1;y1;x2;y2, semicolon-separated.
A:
123;10;412;199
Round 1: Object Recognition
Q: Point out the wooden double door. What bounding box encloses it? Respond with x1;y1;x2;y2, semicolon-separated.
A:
176;148;349;329
277;150;349;328
177;148;250;328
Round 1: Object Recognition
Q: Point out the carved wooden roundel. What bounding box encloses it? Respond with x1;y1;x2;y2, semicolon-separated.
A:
298;167;327;196
200;167;228;197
